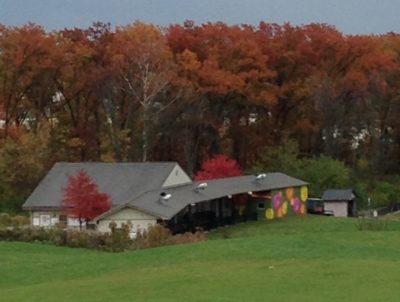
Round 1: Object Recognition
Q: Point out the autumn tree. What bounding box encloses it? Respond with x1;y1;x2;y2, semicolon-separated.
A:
62;169;111;229
359;34;400;174
0;24;60;136
55;23;115;161
309;33;374;162
194;154;243;180
0;122;53;211
109;22;177;161
167;22;278;170
4;21;400;209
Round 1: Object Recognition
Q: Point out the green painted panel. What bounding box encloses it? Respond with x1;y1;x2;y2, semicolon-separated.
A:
262;186;309;222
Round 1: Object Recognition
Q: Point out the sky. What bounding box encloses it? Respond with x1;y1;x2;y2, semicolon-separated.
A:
0;0;399;35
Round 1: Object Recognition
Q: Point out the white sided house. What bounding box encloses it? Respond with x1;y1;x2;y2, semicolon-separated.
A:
23;162;191;231
23;162;309;236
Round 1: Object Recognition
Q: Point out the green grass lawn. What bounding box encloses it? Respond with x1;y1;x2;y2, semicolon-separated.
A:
1;216;400;301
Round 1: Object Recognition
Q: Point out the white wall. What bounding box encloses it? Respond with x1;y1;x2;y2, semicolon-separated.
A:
32;211;60;227
32;211;85;228
162;164;191;187
67;217;84;228
97;207;157;238
324;202;348;217
32;208;157;236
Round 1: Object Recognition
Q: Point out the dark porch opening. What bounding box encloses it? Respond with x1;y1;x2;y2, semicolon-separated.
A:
167;191;271;233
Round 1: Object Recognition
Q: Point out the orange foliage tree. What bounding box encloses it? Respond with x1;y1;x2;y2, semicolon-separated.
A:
109;22;177;161
3;21;400;211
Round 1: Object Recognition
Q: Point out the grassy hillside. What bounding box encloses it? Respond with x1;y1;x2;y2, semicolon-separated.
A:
1;216;400;301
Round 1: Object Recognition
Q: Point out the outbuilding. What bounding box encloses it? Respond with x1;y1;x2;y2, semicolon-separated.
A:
322;189;357;217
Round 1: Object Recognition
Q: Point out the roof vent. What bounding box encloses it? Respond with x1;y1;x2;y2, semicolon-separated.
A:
194;182;208;192
159;192;172;203
255;173;266;181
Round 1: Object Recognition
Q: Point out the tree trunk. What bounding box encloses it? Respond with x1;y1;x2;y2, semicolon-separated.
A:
142;119;148;162
142;105;149;162
102;98;123;161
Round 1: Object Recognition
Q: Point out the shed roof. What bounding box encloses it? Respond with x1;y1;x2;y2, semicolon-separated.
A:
22;162;185;210
95;172;308;220
322;189;355;202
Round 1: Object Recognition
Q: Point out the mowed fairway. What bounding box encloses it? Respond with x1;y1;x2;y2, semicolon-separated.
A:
1;216;400;302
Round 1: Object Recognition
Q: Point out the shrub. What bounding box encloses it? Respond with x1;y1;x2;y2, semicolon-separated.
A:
168;230;207;245
146;224;171;247
0;213;30;227
0;223;206;252
0;213;12;227
356;217;387;231
12;215;30;226
66;230;93;249
134;224;207;249
105;222;133;251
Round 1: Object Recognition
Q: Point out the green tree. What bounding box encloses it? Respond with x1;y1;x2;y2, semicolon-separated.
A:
296;156;352;197
367;178;400;207
252;140;352;198
250;139;301;174
0;123;53;211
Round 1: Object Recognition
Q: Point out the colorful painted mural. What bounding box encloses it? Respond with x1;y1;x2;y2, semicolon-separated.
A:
263;186;308;221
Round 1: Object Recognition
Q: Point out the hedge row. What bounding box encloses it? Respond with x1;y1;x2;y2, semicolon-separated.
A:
0;223;206;252
0;213;30;228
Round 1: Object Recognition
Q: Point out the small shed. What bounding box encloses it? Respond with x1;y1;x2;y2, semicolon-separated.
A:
322;189;357;217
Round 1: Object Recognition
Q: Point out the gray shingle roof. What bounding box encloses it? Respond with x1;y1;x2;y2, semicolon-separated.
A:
322;189;355;201
97;172;308;220
22;162;181;210
24;162;308;221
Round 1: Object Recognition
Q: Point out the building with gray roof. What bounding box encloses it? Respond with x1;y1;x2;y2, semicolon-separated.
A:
23;162;191;228
322;189;357;217
22;162;309;235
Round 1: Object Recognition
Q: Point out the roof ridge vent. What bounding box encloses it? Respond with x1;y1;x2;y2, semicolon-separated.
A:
194;182;208;192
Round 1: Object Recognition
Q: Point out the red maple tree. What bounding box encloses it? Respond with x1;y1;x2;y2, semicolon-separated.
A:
194;154;243;180
62;169;111;229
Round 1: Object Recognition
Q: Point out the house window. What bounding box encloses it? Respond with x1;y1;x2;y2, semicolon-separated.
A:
40;215;51;226
257;202;265;209
33;217;40;226
59;215;67;227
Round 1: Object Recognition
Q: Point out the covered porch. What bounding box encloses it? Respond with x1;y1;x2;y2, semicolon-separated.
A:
166;191;272;233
